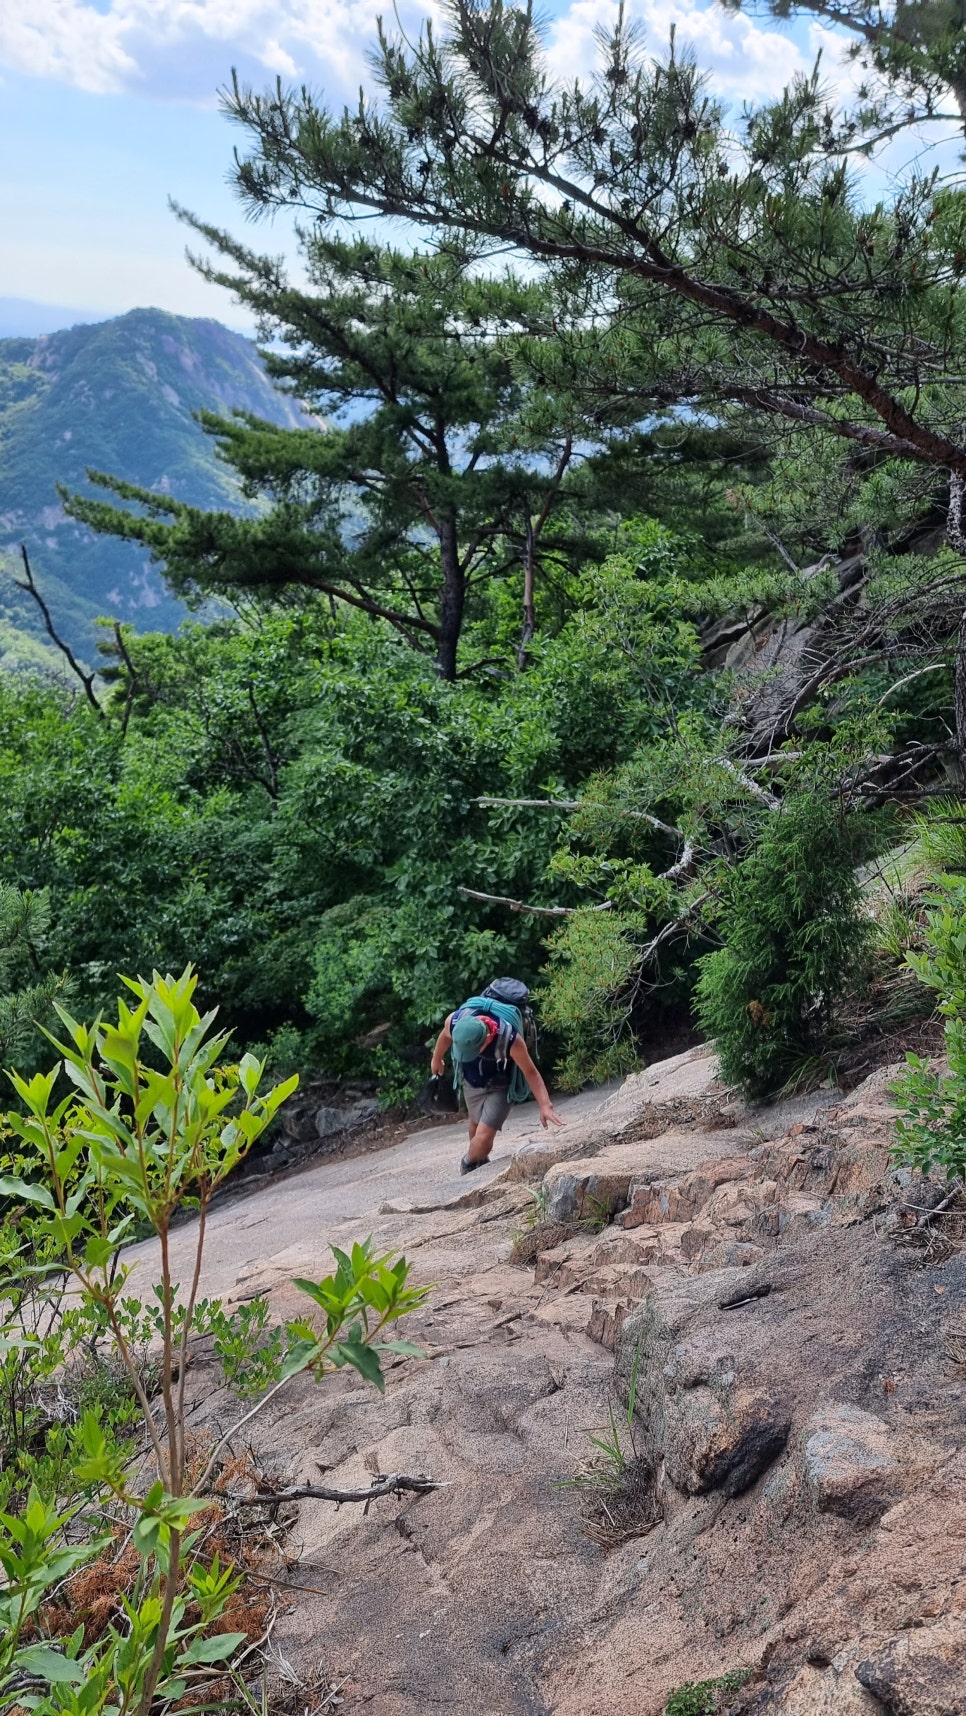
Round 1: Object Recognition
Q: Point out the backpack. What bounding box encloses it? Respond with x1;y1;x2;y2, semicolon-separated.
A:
483;978;539;1062
451;978;538;1105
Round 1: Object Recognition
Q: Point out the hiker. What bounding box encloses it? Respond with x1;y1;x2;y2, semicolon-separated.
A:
430;978;564;1175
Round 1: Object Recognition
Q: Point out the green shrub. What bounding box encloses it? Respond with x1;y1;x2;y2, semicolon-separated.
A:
665;1668;753;1715
893;875;966;1183
0;967;428;1714
537;909;644;1089
903;875;966;1020
695;795;871;1098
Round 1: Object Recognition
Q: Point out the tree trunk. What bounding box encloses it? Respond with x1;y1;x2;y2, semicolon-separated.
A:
437;515;464;681
948;472;966;781
517;517;537;670
955;609;966;788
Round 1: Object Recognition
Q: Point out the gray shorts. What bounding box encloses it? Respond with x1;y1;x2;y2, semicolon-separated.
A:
463;1081;512;1131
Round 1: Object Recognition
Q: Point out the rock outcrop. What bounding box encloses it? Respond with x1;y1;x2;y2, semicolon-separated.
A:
511;1050;966;1714
131;1043;966;1716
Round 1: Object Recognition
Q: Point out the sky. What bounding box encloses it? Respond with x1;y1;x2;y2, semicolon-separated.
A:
0;0;897;335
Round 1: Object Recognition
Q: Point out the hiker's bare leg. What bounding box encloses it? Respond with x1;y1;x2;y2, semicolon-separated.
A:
465;1121;498;1166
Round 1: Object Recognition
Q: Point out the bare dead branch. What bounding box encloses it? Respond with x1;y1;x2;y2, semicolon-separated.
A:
875;663;946;708
472;797;684;838
14;545;103;716
110;620;139;736
659;840;697;884
712;758;780;810
241;1473;446;1508
457;885;613;917
636;893;711;971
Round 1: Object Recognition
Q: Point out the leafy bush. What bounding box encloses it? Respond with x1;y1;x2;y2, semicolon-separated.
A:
664;1669;753;1715
695;796;872;1098
893;875;966;1183
0;884;67;1073
537;909;644;1089
0;967;428;1713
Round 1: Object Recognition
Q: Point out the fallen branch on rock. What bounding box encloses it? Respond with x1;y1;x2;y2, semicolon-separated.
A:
719;1283;773;1310
240;1473;447;1510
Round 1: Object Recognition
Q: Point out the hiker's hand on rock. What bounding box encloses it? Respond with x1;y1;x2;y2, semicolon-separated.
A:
540;1103;565;1129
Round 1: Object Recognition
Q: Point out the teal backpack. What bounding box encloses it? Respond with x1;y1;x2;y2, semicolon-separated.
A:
450;978;537;1105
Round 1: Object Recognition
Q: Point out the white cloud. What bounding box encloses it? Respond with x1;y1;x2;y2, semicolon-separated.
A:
0;0;393;103
4;233;256;325
0;2;139;95
544;0;804;109
0;0;811;108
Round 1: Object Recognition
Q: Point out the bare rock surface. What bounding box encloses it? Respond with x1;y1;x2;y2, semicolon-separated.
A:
121;1050;966;1714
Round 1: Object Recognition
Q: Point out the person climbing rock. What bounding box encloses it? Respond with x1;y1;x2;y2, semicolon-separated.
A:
430;977;564;1174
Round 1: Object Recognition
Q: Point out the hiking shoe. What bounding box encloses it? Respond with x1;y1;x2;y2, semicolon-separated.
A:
460;1154;489;1175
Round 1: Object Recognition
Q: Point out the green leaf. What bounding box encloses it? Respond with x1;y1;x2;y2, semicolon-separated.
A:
0;1333;42;1356
279;1335;321;1380
335;1337;385;1392
14;1645;87;1684
132;1514;161;1557
0;1176;55;1210
177;1630;248;1666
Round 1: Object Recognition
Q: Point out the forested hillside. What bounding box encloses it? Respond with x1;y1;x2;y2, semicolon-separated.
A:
3;0;966;1107
0;308;312;660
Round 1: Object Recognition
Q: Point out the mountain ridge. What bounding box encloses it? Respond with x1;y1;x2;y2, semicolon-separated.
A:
0;307;312;660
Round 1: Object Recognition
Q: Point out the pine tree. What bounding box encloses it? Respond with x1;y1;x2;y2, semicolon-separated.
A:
217;2;966;532
66;234;596;680
721;0;966;147
0;886;66;1070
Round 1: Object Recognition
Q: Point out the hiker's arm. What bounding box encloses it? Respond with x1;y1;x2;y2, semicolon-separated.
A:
431;1015;454;1077
510;1038;565;1128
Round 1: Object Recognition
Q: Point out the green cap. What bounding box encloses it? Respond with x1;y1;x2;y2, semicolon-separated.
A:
451;1014;490;1056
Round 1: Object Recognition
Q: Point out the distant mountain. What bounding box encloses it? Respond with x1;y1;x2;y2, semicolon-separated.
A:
0;299;114;339
0;308;311;661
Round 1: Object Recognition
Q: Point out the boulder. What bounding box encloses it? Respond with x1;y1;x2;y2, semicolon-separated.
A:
586;1297;635;1350
744;1662;884;1714
664;1378;792;1498
543;1128;754;1226
313;1098;380;1138
615;1270;792;1498
619;1154;755;1230
597;1043;725;1134
856;1615;966;1715
542;1145;653;1224
501;1133;605;1182
803;1404;898;1522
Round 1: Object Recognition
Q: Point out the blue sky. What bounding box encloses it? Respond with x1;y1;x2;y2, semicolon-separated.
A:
0;0;871;333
